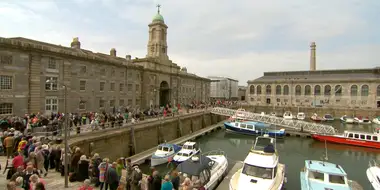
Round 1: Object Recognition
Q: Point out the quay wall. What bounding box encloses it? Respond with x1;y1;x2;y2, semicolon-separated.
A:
69;112;226;160
242;105;380;118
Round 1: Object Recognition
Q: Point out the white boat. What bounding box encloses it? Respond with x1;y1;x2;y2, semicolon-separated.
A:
229;135;286;190
373;117;380;125
270;112;276;117
151;143;181;167
367;160;380;190
296;112;306;120
283;111;293;120
177;150;228;190
323;114;334;121
354;116;372;124
261;112;266;116
340;115;355;124
172;141;200;164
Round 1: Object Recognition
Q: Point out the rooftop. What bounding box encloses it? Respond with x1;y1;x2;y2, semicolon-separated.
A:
208;76;239;82
305;160;347;176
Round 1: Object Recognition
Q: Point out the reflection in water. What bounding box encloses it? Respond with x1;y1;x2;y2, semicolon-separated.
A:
310;141;380;160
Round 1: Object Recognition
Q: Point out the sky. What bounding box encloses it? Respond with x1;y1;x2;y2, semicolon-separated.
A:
1;0;379;85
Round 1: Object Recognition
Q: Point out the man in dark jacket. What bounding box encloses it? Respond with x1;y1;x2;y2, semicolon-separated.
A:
105;162;119;190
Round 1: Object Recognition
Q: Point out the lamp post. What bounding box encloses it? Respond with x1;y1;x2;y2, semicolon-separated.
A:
46;79;69;188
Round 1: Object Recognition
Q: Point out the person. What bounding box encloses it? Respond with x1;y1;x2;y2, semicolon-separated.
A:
29;174;46;190
34;182;46;190
11;166;25;181
125;159;133;190
12;152;24;170
23;165;38;190
78;179;94;190
91;153;102;187
4;133;15;158
105;162;119;190
161;174;173;190
181;177;192;190
171;170;180;190
148;170;161;190
77;155;90;182
193;180;205;190
15;176;24;190
130;165;143;190
7;181;16;190
98;158;110;190
115;158;124;179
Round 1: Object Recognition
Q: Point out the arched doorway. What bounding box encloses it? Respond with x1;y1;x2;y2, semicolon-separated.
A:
159;81;170;106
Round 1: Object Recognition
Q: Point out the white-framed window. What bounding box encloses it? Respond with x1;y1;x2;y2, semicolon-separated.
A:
119;99;124;106
79;101;86;110
48;58;57;69
119;83;124;92
110;83;115;91
0;103;13;115
99;99;105;108
80;80;86;91
0;55;13;65
100;82;105;92
80;65;87;73
110;100;115;107
45;76;58;91
0;75;13;90
45;97;58;112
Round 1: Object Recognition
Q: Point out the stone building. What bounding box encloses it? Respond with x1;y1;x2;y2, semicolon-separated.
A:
247;42;380;109
0;6;210;116
208;76;239;100
238;86;247;101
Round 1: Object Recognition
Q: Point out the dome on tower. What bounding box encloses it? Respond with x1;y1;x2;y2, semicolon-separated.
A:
152;13;164;23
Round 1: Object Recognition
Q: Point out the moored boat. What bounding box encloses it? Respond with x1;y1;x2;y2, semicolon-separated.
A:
354;116;372;124
300;160;357;190
323;114;334;121
283;111;293;120
172;141;200;164
270;112;276;117
373;117;380;125
297;112;306;120
224;120;286;137
176;150;228;190
311;113;325;122
229;135;286;190
151;143;181;167
312;128;380;149
366;160;380;190
340;115;355;124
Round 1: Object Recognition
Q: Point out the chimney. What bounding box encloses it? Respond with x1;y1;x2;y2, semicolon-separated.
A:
310;42;316;71
110;48;116;57
71;37;81;49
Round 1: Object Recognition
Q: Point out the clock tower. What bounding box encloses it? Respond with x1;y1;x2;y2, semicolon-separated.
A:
147;4;169;60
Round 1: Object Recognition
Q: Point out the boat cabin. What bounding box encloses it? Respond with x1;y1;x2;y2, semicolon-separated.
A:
304;160;349;186
344;131;379;142
156;143;181;154
182;142;199;151
177;156;215;186
251;135;276;152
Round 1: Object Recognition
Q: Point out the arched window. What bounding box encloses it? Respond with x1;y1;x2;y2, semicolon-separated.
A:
276;85;281;95
295;85;301;96
283;85;289;95
377;85;380;96
257;85;262;95
304;85;311;96
266;85;272;95
249;85;255;94
350;85;358;96
361;85;369;96
324;85;331;96
314;85;321;96
335;85;342;96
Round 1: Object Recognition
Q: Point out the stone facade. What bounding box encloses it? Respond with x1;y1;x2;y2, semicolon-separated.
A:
238;86;246;101
208;76;239;100
247;68;380;109
0;8;210;116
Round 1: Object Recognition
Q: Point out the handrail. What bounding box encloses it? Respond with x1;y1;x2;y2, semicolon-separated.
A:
202;149;227;157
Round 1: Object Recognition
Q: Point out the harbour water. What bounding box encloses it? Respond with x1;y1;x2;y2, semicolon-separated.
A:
140;120;380;190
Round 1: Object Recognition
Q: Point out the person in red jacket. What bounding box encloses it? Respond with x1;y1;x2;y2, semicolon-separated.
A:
78;179;94;190
12;152;24;170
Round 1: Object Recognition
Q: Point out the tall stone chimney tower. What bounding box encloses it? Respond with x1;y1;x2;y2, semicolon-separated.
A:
310;42;316;71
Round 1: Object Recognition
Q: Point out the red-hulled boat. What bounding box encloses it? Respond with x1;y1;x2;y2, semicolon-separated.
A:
312;128;380;149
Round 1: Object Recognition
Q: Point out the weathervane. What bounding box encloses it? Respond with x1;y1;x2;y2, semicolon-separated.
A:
156;4;161;14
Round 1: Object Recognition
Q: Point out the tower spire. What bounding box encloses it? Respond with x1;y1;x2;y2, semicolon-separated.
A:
156;4;161;14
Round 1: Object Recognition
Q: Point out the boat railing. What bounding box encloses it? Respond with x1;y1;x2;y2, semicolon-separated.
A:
369;159;378;168
202;149;227;157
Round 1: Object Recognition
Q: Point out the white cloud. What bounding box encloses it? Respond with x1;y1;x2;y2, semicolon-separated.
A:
0;0;378;85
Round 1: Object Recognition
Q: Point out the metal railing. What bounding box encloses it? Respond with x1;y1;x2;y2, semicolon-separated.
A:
210;107;337;135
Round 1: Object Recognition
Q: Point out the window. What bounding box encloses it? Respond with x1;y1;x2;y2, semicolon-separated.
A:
136;99;140;106
79;101;86;110
240;124;246;128
79;81;86;91
314;85;321;96
100;82;105;91
308;171;324;181
247;125;254;129
329;174;345;184
120;71;124;78
0;103;13;115
257;85;262;95
295;85;301;96
110;82;115;91
80;66;86;73
266;85;271;95
350;85;358;96
127;99;132;105
45;97;58;112
235;123;239;127
45;77;58;91
110;100;115;107
128;84;133;92
283;85;289;95
100;68;106;76
366;135;371;140
99;99;105;108
360;134;365;140
324;85;331;96
136;84;140;93
48;58;57;69
377;85;380;96
136;73;140;81
128;71;132;79
250;85;255;94
242;163;273;179
361;85;369;96
304;85;311;96
119;99;124;106
373;136;378;141
0;75;13;90
335;85;342;96
0;55;12;65
348;133;353;138
354;134;359;138
111;69;115;76
119;83;124;92
276;85;281;95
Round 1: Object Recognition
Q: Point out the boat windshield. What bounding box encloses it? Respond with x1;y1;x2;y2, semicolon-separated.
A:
254;138;273;151
183;145;193;150
177;152;190;157
328;174;346;184
158;146;170;152
242;163;273;179
325;115;332;118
